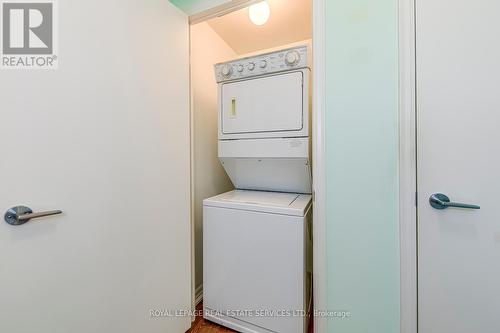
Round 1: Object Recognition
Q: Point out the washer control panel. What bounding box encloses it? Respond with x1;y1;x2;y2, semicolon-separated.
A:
214;45;308;83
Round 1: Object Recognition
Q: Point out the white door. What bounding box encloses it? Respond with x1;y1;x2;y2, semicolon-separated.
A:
417;0;500;332
0;1;191;333
221;72;304;136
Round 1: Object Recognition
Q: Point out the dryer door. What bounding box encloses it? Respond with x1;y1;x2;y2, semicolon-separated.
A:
221;71;305;139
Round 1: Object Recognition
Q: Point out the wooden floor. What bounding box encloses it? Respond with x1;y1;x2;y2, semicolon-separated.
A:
187;303;314;333
187;303;235;333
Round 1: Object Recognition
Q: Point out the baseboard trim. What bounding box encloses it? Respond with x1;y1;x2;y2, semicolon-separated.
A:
195;284;203;306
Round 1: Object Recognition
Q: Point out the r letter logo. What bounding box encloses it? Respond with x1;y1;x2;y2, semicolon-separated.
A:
1;0;58;69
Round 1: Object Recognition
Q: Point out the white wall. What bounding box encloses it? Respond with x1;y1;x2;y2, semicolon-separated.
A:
237;39;312;60
190;22;236;295
325;1;400;332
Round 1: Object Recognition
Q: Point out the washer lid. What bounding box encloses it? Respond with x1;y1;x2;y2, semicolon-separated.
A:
203;190;312;217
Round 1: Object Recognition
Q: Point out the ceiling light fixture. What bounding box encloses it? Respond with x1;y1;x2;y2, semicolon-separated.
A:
249;1;270;26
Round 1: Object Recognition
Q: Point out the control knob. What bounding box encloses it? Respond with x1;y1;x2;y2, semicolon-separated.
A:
221;64;233;77
285;51;301;66
248;62;255;71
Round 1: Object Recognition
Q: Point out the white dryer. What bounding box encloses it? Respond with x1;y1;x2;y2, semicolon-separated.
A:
203;190;312;333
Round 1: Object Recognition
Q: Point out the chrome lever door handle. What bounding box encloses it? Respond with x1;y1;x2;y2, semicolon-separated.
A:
17;210;63;221
429;193;480;210
4;206;63;226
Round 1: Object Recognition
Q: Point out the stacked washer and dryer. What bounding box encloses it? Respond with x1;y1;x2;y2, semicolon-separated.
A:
203;46;312;333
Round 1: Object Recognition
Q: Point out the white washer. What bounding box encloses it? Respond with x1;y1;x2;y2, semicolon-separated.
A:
203;190;312;333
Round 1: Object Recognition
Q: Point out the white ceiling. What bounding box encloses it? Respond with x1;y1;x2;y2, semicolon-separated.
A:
206;0;312;55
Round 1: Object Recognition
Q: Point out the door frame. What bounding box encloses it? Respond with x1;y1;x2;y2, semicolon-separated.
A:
186;1;328;331
399;0;418;332
312;0;327;331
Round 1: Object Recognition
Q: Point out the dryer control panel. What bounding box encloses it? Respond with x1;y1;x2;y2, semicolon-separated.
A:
214;45;308;83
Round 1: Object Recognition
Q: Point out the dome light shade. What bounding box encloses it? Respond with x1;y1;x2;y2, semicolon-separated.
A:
249;1;270;26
